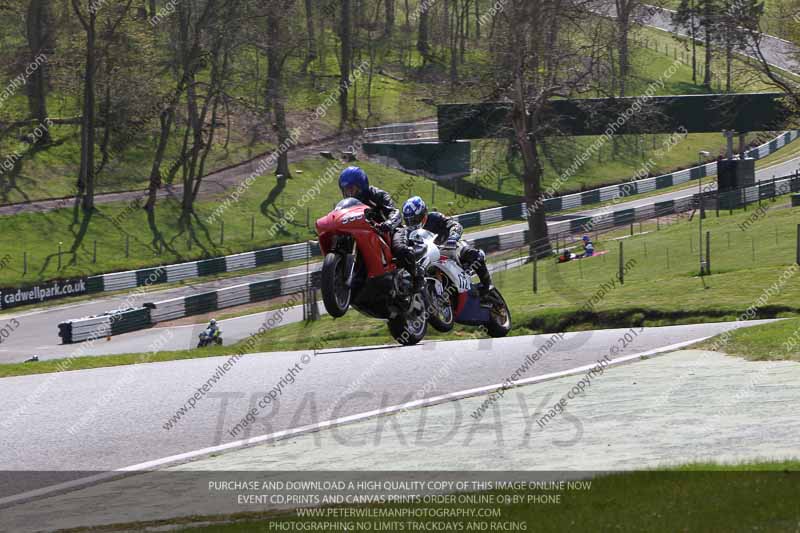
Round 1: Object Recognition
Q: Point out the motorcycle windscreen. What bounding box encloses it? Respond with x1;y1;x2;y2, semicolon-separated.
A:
335;198;365;210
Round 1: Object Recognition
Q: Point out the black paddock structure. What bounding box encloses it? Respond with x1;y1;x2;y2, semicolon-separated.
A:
437;93;794;141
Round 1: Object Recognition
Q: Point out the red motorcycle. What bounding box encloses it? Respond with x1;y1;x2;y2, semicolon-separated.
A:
315;198;440;345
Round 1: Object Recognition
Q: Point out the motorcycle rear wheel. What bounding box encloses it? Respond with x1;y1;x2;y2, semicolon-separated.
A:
321;253;352;318
486;289;512;338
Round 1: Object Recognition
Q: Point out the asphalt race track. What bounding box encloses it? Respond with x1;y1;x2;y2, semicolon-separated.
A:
0;321;767;502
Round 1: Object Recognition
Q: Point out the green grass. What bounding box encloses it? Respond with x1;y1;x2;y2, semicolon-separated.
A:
697;317;800;361
0;159;499;287
149;461;800;533
3;196;799;378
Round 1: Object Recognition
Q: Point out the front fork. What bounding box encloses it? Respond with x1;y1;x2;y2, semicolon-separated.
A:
344;240;358;288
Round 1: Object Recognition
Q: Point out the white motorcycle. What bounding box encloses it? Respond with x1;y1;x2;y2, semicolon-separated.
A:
411;230;512;338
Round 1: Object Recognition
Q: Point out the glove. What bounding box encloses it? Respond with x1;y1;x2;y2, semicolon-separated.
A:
442;238;458;249
378;221;393;233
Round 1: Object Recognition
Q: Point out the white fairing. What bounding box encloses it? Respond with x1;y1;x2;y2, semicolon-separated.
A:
408;228;471;293
408;228;441;270
431;257;471;294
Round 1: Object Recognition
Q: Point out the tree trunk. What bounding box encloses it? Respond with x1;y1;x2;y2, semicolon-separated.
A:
267;5;292;179
339;0;352;130
384;0;395;36
449;1;458;88
703;4;713;89
474;0;480;38
72;1;97;212
145;106;174;211
25;0;52;144
616;0;630;97
511;87;550;258
725;40;732;92
301;0;317;73
417;6;430;63
520;133;550;258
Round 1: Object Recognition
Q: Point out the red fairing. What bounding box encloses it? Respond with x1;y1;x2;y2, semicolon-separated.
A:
316;205;396;278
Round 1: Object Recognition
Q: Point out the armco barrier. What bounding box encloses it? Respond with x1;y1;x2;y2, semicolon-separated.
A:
453;131;800;230
58;307;153;344
143;270;322;325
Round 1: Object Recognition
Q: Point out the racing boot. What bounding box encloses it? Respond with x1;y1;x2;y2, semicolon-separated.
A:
476;261;495;299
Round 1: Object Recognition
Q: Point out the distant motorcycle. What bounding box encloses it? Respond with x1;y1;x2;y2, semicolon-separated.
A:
198;327;222;348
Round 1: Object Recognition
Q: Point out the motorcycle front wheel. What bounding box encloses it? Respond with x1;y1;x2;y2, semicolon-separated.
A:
388;293;428;346
426;277;454;333
321;253;352;318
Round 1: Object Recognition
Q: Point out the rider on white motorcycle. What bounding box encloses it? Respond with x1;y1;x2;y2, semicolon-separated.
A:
396;196;495;296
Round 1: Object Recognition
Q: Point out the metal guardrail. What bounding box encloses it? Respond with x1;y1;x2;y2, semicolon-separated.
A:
364;121;440;145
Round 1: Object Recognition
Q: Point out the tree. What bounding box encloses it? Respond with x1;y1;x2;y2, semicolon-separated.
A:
25;0;54;144
267;0;295;179
489;0;607;257
714;0;764;92
339;0;352;129
71;0;133;211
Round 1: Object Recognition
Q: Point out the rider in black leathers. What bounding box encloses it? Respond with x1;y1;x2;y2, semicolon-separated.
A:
395;196;494;296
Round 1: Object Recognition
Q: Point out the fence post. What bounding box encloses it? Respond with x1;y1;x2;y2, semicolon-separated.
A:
251;215;255;240
93;240;97;263
432;182;436;205
618;241;624;285
220;221;225;245
796;224;800;265
533;256;538;294
125;235;130;258
23;251;27;275
705;231;711;275
58;241;62;270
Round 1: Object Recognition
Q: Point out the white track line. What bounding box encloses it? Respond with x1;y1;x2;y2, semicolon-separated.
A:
0;336;709;509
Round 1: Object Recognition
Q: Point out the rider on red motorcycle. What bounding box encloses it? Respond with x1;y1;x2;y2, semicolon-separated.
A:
338;166;401;232
396;196;495;296
338;166;413;275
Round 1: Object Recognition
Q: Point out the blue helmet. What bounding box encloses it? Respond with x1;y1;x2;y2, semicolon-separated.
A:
582;235;591;242
402;196;428;228
339;166;369;199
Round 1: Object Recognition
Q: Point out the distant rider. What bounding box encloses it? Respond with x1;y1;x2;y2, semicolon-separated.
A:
396;196;494;296
581;235;595;257
207;318;220;338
